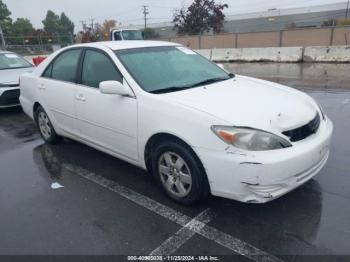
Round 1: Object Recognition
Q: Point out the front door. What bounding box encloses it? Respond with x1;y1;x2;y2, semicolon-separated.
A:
75;49;138;161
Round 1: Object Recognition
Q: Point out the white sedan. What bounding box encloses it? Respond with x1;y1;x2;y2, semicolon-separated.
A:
20;41;333;205
0;51;33;108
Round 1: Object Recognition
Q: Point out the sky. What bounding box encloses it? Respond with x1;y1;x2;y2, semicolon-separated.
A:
3;0;345;31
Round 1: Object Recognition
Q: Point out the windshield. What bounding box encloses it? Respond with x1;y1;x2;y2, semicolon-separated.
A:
0;53;32;70
116;46;231;93
122;30;144;40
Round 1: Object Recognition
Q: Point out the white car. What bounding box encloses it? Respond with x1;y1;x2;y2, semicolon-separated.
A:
110;29;144;41
0;51;33;108
20;41;333;205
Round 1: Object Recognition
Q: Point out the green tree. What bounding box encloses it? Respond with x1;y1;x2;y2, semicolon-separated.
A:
42;10;60;34
42;10;74;44
11;18;34;36
173;0;228;35
143;27;159;39
59;12;74;35
322;19;337;27
0;0;12;34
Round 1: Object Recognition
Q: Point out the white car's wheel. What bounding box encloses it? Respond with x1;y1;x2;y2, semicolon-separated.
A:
152;139;210;205
35;106;61;144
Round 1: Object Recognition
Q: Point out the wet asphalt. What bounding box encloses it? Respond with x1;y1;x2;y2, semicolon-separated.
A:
0;63;350;261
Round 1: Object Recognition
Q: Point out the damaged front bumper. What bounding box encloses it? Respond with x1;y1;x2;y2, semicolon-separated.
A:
0;87;20;108
195;117;333;203
243;151;329;203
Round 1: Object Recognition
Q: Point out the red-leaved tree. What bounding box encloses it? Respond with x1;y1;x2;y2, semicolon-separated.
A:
173;0;228;35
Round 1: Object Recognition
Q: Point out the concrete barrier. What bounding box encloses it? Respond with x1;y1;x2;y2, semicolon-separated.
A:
196;46;350;63
204;47;304;62
195;49;212;60
240;47;303;62
211;48;241;62
303;46;350;62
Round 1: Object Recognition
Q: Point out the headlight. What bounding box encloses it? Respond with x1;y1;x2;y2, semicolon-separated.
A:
211;126;292;151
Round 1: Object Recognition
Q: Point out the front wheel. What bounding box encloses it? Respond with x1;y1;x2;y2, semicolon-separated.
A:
151;140;209;205
35;106;61;144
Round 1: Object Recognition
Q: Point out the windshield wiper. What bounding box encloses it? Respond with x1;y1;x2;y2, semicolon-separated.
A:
149;86;190;94
189;74;234;88
149;73;235;94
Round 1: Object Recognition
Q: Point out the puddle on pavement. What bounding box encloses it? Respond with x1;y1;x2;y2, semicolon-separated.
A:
224;63;350;92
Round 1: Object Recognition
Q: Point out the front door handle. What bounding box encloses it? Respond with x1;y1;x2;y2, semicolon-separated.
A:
39;83;46;90
76;94;86;102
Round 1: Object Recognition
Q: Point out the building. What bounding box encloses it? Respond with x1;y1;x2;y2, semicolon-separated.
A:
121;2;350;38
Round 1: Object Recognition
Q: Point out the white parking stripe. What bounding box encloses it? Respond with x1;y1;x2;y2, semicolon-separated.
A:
64;164;283;262
150;209;212;256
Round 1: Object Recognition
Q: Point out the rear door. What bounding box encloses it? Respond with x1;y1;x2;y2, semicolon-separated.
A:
75;48;138;161
39;48;82;136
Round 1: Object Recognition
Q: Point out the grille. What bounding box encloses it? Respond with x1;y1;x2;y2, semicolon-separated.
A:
0;84;19;88
282;113;321;142
0;89;20;106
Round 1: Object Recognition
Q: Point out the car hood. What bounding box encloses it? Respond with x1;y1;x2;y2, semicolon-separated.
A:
161;75;318;134
0;67;34;85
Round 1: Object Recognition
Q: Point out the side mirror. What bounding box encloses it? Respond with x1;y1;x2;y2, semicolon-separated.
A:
99;81;134;97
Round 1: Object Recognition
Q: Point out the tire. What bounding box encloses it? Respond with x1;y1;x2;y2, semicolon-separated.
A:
35;106;61;144
151;140;210;205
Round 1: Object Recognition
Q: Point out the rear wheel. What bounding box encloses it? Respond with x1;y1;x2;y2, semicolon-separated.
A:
35;106;61;144
151;140;209;205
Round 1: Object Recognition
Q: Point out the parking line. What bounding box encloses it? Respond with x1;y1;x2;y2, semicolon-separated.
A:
150;208;212;256
64;164;283;262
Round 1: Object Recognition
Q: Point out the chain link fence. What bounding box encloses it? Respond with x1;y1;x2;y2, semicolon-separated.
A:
3;35;74;56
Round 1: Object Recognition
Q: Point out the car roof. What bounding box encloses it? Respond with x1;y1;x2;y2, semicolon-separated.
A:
73;40;181;51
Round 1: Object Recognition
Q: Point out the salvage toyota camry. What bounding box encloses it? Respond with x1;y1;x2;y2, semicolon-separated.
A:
19;41;333;205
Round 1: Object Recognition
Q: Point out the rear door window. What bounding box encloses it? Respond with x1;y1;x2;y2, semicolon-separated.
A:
44;49;81;83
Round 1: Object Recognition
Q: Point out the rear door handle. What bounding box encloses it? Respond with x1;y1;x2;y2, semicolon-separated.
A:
39;83;46;90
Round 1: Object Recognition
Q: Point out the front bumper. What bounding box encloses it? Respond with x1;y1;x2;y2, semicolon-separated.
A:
0;87;20;108
195;117;333;203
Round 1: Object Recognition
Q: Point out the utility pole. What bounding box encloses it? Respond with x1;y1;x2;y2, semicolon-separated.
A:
346;0;349;20
90;18;95;30
142;5;149;37
80;20;87;31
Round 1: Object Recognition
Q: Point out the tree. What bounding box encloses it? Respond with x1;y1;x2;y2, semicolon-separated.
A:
11;18;34;36
59;12;74;35
143;27;159;39
42;10;60;34
42;10;74;44
98;19;117;41
0;0;12;34
173;0;228;35
43;10;74;35
322;19;337;27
